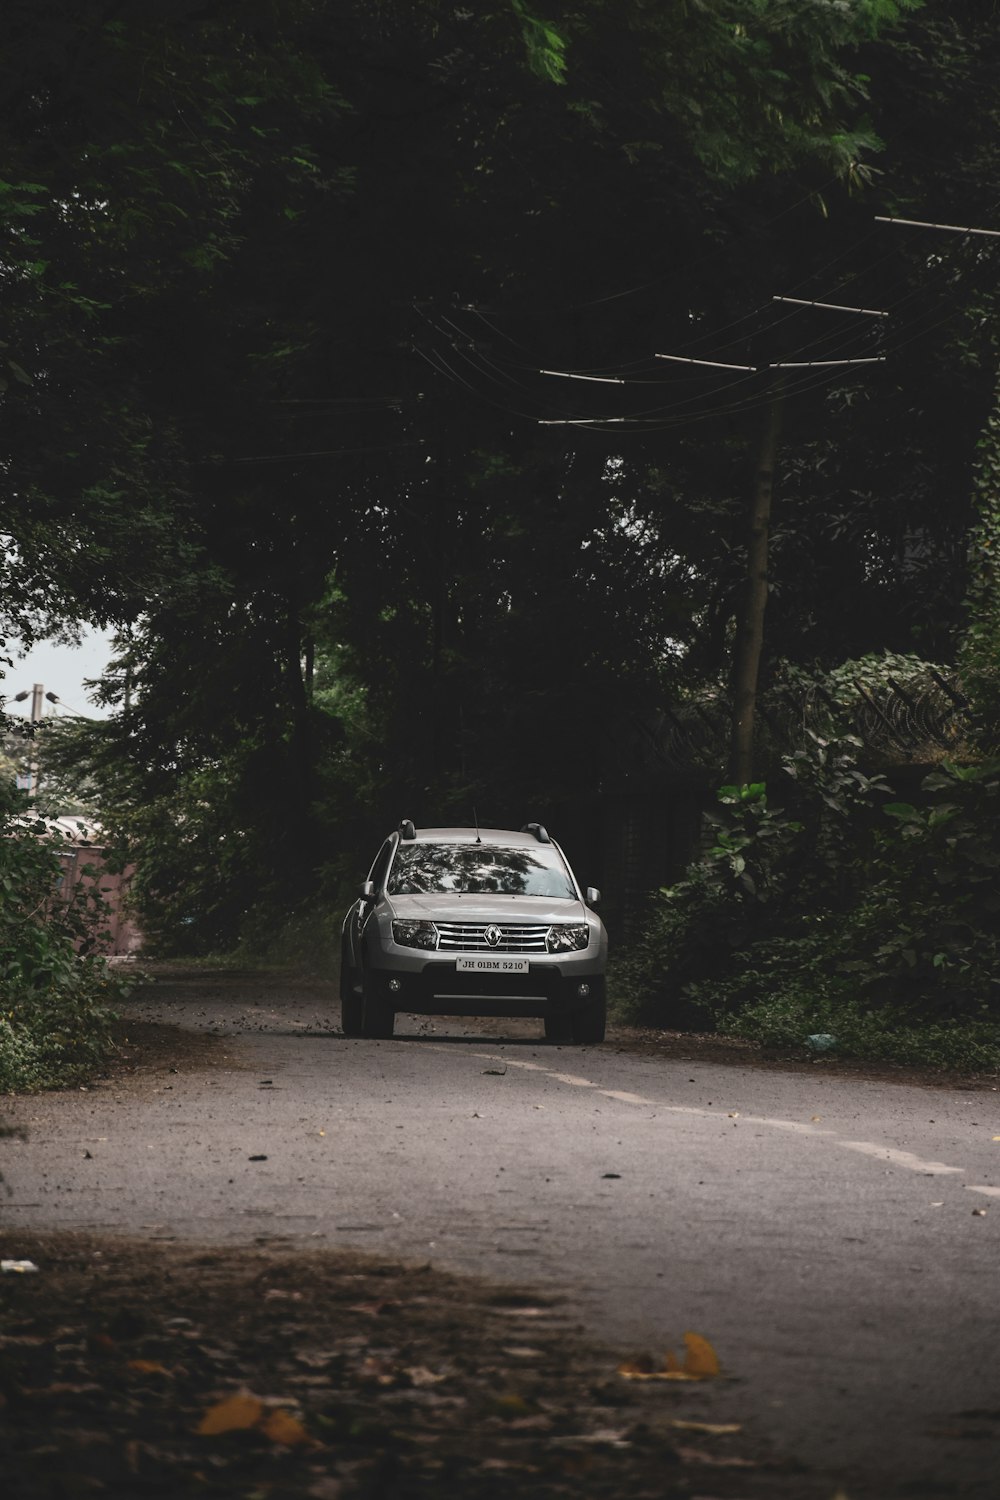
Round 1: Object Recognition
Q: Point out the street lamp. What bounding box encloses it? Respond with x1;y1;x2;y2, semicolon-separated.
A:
11;686;61;793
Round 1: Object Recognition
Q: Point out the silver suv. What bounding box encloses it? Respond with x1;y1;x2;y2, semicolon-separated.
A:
340;821;608;1043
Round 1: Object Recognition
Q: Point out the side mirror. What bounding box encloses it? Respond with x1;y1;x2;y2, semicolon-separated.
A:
359;880;376;903
585;887;601;907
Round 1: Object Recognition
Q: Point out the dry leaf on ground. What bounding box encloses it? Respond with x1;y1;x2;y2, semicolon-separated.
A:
618;1331;721;1381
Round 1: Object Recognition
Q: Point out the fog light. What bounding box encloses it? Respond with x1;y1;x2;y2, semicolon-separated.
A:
577;982;591;998
388;978;402;994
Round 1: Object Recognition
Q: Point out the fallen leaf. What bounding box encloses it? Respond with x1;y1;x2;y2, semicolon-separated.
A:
404;1366;447;1386
667;1419;741;1435
675;1445;756;1467
682;1331;721;1377
572;1427;632;1446
618;1359;701;1383
348;1299;397;1317
618;1332;721;1382
126;1359;172;1377
489;1393;533;1418
260;1408;311;1446
358;1355;398;1386
197;1392;264;1435
510;1414;555;1432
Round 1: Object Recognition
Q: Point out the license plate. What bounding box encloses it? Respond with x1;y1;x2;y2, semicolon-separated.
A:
455;956;529;974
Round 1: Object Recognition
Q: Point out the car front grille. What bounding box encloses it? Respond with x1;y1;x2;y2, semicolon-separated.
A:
435;922;550;953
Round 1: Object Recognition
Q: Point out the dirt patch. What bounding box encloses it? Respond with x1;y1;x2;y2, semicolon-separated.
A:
106;1019;237;1080
0;1229;824;1499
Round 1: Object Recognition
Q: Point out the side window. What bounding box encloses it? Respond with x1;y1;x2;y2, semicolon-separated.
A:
368;839;394;893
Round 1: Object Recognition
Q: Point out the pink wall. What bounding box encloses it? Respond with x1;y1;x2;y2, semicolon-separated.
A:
53;845;143;956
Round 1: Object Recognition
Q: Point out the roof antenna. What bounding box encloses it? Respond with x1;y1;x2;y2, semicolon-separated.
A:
473;806;482;844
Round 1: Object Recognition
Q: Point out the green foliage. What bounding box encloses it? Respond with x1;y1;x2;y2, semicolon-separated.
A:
959;372;1000;747
0;775;128;1091
612;739;1000;1070
511;1;568;85
4;0;999;972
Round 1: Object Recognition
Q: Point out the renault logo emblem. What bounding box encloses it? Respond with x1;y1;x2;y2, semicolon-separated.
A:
484;925;503;947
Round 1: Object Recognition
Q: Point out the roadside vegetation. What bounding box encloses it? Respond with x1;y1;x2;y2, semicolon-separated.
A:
0;777;129;1091
611;739;1000;1072
3;3;1000;1078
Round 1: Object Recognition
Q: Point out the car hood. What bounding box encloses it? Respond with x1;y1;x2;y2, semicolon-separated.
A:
384;893;589;925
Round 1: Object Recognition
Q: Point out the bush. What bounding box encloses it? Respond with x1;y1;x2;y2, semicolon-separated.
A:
0;778;130;1092
611;738;1000;1070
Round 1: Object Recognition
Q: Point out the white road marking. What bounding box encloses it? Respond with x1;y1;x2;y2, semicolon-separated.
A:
470;1052;995;1200
835;1140;965;1176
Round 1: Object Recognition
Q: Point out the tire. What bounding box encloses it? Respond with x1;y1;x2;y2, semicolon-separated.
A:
360;964;395;1039
544;1013;572;1042
362;993;395;1039
339;941;364;1037
571;994;606;1046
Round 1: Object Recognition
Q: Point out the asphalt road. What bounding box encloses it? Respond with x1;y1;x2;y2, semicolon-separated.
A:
3;971;999;1497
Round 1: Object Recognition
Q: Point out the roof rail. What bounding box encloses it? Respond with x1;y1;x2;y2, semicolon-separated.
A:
520;822;551;844
398;819;416;840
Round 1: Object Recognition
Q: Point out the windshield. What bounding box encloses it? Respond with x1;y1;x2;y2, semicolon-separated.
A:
387;844;576;899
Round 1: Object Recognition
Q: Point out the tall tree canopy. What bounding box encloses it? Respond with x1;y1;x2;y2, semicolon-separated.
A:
4;0;998;950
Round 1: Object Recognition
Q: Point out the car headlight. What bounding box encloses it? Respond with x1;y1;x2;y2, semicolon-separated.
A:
546;924;590;953
392;919;439;950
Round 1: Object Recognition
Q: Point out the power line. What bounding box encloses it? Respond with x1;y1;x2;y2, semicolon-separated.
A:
655;354;756;371
770;357;886;369
772;296;888;317
875;215;1000;238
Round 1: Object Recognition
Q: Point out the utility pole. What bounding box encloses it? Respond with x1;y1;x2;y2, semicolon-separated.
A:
12;684;60;795
724;315;886;786
28;684;45;796
728;378;784;787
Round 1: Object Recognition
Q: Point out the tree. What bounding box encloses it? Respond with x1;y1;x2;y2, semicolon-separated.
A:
14;0;998;953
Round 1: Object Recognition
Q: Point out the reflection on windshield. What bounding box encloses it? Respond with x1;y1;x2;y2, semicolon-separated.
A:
388;844;575;898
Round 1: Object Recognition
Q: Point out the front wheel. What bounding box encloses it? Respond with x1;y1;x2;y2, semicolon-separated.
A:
339;941;364;1037
360;966;395;1039
571;993;606;1046
544;1013;572;1042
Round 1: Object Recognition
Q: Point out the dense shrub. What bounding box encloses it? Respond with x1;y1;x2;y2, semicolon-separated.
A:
611;738;1000;1071
0;778;130;1091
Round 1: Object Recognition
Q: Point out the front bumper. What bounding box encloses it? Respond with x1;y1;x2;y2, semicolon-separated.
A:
365;959;605;1018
